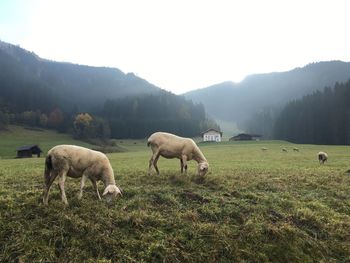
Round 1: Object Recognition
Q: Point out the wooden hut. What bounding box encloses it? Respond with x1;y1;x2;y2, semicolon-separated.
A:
16;145;42;158
229;133;261;141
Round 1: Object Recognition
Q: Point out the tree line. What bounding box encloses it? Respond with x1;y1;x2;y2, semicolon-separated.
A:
101;91;219;138
274;79;350;144
0;43;219;139
0;89;218;139
245;79;350;145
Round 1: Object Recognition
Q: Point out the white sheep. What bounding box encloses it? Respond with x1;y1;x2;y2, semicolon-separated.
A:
261;147;268;151
147;132;209;176
282;148;288;152
318;151;328;164
43;145;122;205
293;147;299;152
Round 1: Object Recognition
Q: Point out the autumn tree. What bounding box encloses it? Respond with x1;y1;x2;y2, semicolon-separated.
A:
74;113;93;138
48;108;64;129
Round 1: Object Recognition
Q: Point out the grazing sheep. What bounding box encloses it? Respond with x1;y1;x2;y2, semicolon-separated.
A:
147;132;209;176
293;147;299;152
261;147;268;151
282;148;288;152
318;151;328;164
43;145;122;205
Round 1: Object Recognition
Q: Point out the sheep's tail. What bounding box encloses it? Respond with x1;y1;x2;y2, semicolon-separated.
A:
44;155;53;185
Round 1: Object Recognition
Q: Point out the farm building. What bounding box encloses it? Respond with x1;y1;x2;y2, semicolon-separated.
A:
229;133;261;141
16;145;42;158
201;128;223;142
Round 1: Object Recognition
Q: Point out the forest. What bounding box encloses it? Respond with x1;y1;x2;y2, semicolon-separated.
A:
102;92;218;138
185;61;350;133
0;90;217;139
274;79;350;145
0;41;218;139
1;40;350;144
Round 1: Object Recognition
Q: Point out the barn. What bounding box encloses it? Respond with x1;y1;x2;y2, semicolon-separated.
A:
16;145;42;158
201;128;223;142
229;133;261;141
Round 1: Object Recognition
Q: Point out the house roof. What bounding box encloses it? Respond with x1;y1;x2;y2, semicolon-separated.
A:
230;133;262;139
16;145;42;152
201;128;223;136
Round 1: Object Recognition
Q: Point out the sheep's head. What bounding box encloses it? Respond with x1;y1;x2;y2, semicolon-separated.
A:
197;162;209;176
102;185;122;203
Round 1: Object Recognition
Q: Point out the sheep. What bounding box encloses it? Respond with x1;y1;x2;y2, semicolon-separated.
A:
261;147;268;151
282;148;288;152
147;132;209;176
318;151;328;164
293;147;299;152
43;145;122;205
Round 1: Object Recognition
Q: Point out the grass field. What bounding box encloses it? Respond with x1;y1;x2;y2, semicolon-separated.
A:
0;126;95;158
0;128;350;262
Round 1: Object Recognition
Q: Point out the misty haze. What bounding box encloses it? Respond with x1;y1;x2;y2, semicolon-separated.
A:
1;1;350;262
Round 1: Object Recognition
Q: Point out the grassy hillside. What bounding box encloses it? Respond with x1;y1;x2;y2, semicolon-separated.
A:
0;125;94;158
0;139;350;262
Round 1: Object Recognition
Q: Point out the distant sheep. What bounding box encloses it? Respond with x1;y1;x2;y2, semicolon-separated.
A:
282;148;288;152
43;145;122;205
318;151;328;164
261;147;268;151
147;132;209;176
293;147;299;152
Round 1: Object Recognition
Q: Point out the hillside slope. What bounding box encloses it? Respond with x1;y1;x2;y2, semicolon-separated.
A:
0;125;95;158
184;61;350;126
0;40;160;112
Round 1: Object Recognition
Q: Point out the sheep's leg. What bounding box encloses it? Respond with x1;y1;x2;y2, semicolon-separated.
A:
153;153;160;175
78;174;88;200
182;155;188;175
149;152;160;175
43;170;59;205
91;180;101;200
148;155;154;175
57;172;68;205
180;159;184;173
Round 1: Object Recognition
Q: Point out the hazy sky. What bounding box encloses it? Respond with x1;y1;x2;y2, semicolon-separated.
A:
1;0;350;94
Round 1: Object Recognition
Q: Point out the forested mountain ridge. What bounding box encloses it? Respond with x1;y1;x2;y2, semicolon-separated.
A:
0;40;217;139
184;61;350;128
0;40;160;112
274;79;350;145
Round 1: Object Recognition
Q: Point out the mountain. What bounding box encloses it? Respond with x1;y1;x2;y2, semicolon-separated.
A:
0;40;160;112
0;40;218;138
184;61;350;129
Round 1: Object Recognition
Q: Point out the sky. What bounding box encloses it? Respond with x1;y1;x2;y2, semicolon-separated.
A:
1;0;350;94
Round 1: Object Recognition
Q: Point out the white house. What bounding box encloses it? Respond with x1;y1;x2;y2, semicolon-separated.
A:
201;128;223;142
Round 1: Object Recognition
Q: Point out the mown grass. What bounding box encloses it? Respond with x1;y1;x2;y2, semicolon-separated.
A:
0;132;350;262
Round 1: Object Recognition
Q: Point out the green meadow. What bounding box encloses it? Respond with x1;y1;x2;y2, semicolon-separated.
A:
0;127;350;262
0;126;94;158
